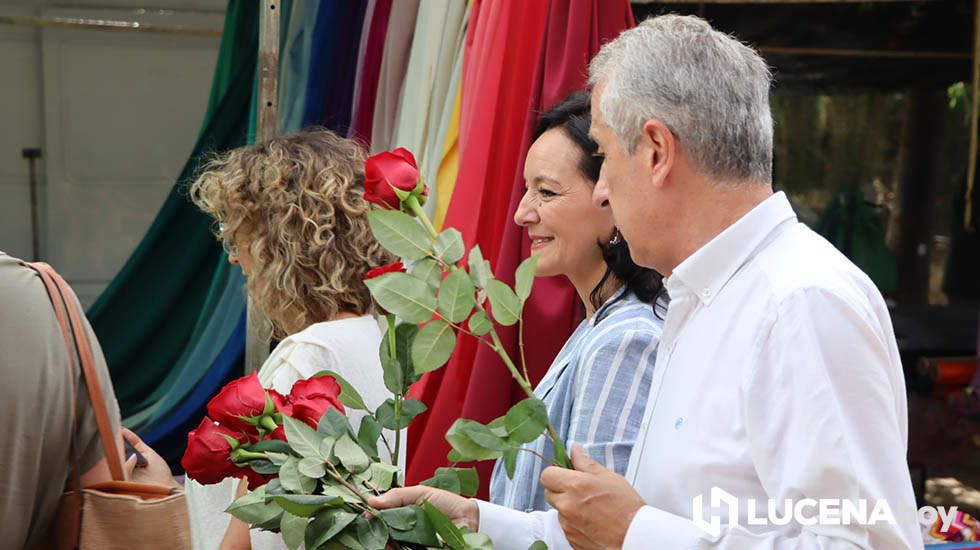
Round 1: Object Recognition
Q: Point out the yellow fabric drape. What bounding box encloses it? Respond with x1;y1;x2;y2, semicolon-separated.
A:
434;85;462;230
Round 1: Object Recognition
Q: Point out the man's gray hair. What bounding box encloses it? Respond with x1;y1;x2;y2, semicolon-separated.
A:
589;15;773;185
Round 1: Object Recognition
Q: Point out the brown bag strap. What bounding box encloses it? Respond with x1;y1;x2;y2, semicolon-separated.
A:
29;262;124;482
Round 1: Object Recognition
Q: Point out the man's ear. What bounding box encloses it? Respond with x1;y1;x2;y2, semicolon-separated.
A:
640;119;676;189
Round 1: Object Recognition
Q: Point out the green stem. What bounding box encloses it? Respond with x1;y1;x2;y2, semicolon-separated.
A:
231;449;267;463
387;315;402;467
488;329;534;399
406;195;438;239
489;326;570;468
259;415;278;433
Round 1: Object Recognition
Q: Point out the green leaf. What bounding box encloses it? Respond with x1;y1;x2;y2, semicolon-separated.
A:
356;415;382;459
298;457;326;479
378;506;417;530
515;255;538;302
445;419;504;461
486;279;521;326
357;462;400;492
467;310;492;335
334;434;370;474
312;370;368;411
395;323;420;385
433;228;466;264
411;257;443;289
420;467;480;497
320;483;362;505
423;500;466;550
246;458;279;474
503;448;518;479
387;505;440;547
279;456;317;494
504;398;550;444
461;421;510;451
363;272;437;324
467;246;492;288
282;415;327;460
366;209;432;260
529;541;549;550
317;407;355;439
463;532;494;550
250;439;292;454
354;516;389;550
411;319;457;374
319;436;336;463
375;398;427;430
438;268;477;323
225;486;282;525
281;511;307;550
265;451;289;466
379;329;403;395
305;509;358;550
271;494;342;518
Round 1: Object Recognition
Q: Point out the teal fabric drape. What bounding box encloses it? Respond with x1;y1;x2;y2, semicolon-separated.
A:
87;0;259;416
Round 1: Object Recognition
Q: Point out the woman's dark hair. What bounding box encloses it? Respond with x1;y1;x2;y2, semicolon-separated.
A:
533;91;665;317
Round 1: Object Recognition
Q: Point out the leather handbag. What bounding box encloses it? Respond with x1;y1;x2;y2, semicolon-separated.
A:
28;262;191;550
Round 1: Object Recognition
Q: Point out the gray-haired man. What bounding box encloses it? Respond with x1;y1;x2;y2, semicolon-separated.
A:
372;15;921;549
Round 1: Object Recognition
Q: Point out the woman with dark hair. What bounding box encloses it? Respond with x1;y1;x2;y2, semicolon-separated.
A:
370;91;666;531
491;90;666;512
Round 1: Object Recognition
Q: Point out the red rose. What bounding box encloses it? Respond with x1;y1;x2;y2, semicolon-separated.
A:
269;388;292;417
181;417;250;485
269;425;287;441
363;262;405;281
206;372;269;433
287;375;345;428
364;148;427;209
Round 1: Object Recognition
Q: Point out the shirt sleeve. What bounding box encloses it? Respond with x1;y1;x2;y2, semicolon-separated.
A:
476;500;573;550
567;326;659;475
622;288;920;549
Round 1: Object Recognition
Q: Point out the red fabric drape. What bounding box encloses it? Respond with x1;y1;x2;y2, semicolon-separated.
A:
348;0;394;145
406;0;636;498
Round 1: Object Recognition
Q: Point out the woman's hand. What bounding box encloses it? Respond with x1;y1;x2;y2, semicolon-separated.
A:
121;428;181;491
369;486;480;532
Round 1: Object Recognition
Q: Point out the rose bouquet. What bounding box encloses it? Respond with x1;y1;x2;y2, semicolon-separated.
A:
184;147;561;550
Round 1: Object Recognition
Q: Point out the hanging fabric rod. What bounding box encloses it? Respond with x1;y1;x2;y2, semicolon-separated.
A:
0;14;221;37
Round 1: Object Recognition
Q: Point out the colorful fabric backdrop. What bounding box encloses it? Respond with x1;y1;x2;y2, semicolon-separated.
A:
88;0;635;486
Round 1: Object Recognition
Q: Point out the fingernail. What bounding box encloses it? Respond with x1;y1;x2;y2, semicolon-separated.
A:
127;453;136;462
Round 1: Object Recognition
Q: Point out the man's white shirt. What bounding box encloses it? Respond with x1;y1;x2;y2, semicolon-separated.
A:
477;192;921;549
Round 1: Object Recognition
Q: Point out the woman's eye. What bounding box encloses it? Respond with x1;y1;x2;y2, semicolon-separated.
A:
538;188;557;198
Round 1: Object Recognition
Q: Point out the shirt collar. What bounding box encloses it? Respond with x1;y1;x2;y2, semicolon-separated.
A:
670;191;797;306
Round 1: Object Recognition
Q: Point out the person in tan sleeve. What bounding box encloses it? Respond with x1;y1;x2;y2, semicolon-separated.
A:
0;251;176;548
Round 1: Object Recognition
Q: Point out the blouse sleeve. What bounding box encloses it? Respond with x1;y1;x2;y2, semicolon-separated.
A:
266;341;339;395
565;323;661;476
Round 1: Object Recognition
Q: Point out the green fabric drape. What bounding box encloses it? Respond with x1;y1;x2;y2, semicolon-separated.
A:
815;184;898;293
88;1;259;415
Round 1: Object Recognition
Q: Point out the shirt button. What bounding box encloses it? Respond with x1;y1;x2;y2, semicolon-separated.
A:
702;288;712;298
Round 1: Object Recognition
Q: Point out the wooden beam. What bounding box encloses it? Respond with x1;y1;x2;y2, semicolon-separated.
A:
633;0;940;4
245;0;279;374
0;14;221;36
758;46;971;60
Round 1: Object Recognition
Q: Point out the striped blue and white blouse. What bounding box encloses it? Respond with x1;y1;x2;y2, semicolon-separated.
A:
488;288;664;512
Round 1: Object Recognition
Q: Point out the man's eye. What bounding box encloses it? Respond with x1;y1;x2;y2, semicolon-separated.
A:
539;189;557;198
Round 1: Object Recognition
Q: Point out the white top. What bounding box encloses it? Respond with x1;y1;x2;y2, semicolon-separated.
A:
477;192;921;549
186;315;392;550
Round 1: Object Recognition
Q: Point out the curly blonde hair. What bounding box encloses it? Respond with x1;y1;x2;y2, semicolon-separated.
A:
189;129;392;338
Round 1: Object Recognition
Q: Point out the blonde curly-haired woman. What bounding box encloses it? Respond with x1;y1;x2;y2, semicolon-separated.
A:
185;129;394;550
